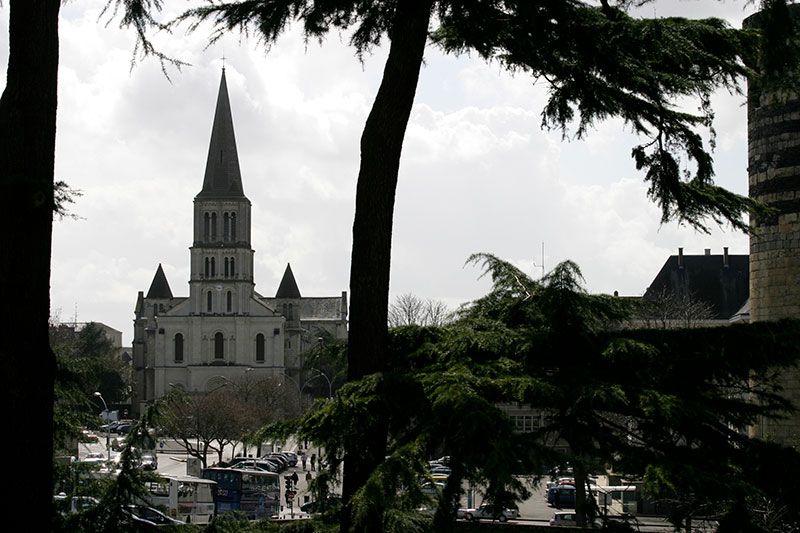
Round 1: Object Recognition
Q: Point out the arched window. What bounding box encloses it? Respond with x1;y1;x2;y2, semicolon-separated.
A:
256;333;265;362
214;332;224;359
224;257;229;278
223;213;229;241
204;257;210;277
226;291;232;313
211;213;217;240
230;257;235;277
203;213;210;240
230;213;237;241
207;291;212;312
210;257;216;277
174;333;184;362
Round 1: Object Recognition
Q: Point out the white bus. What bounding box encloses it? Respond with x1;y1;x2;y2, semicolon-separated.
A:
146;474;217;524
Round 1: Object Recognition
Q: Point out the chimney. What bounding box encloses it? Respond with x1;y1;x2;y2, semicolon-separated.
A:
678;247;684;268
724;247;729;267
705;248;711;256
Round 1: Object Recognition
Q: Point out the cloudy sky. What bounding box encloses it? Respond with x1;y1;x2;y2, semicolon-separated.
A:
0;1;763;344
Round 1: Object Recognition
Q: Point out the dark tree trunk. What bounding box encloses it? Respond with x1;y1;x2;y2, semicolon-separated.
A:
0;0;60;520
341;0;432;531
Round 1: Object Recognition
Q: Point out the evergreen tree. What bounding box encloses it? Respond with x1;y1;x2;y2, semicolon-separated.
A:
257;254;800;531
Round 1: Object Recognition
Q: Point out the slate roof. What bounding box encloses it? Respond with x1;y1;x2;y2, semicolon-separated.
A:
197;69;245;198
643;250;749;320
275;263;302;298
146;264;173;299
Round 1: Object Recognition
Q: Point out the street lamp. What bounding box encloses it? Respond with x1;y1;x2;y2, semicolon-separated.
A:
300;370;332;398
93;391;111;463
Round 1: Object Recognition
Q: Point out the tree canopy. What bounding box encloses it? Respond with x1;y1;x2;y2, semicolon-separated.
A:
261;254;800;531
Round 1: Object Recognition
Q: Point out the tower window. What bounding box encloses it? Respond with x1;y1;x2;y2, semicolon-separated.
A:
210;257;216;277
214;332;224;359
211;213;217;240
230;257;235;277
224;257;229;278
256;333;265;362
204;257;210;277
230;213;236;241
204;213;210;241
207;291;212;313
174;333;184;362
226;291;232;313
223;213;230;241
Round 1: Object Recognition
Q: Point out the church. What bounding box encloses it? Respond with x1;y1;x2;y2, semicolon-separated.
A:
131;70;348;417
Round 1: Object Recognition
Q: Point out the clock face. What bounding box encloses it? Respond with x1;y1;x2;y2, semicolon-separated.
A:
215;285;223;292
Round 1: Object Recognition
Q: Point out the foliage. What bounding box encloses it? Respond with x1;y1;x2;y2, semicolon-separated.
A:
50;320;130;407
258;253;800;531
55;398;168;532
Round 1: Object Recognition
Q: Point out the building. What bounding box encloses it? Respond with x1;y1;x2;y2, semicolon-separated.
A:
638;247;750;327
131;70;348;417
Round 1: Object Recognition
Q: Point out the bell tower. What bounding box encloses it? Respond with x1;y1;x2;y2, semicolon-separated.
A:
189;68;255;315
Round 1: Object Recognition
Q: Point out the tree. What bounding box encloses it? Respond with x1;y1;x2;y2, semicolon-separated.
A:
157;388;260;468
7;0;798;527
0;0;61;521
634;287;718;330
388;293;451;327
50;321;131;407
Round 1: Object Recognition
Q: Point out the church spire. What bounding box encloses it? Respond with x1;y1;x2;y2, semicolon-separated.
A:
198;68;245;197
146;264;173;299
276;263;302;298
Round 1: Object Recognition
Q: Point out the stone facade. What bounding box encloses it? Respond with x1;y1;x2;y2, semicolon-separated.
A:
131;71;347;417
746;6;800;446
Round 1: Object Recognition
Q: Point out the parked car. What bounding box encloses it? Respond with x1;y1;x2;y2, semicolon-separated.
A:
550;511;601;527
281;450;298;467
460;504;519;522
548;484;576;507
140;452;158;470
421;481;445;495
82;452;108;463
125;504;186;526
429;466;452;476
300;496;342;514
233;460;278;473
53;494;99;516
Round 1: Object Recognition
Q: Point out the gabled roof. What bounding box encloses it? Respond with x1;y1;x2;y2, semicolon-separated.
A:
275;263;302;298
146;264;173;299
197;69;245;198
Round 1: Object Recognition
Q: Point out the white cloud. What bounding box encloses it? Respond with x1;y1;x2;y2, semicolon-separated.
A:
1;1;758;342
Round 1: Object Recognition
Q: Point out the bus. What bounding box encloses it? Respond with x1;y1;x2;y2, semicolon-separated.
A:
146;474;217;524
202;468;280;520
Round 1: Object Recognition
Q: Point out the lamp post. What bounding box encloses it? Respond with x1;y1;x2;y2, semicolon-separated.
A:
93;392;111;463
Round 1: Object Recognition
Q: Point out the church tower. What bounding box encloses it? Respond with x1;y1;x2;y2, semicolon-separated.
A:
131;69;348;417
190;69;255;316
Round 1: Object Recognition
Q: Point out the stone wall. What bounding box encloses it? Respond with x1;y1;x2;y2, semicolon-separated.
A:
746;6;800;446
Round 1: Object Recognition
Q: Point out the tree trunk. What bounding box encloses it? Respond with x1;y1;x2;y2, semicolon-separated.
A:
574;462;588;528
341;0;432;531
0;0;60;519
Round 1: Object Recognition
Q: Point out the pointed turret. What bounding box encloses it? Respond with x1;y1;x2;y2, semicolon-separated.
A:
146;264;173;299
276;263;301;298
198;69;245;197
